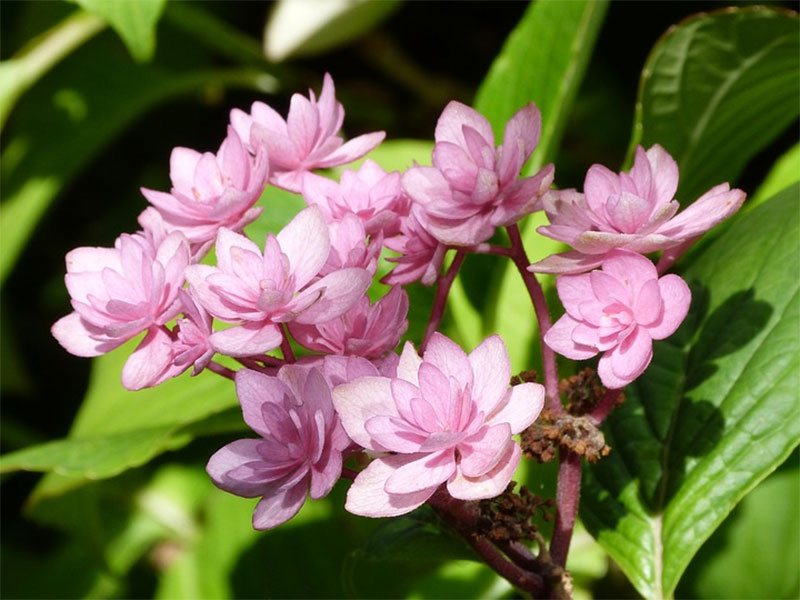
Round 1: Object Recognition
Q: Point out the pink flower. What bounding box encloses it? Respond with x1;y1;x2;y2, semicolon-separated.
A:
530;145;746;274
382;209;446;287
403;101;554;246
319;213;382;277
185;207;371;357
230;73;385;192
545;250;691;389
289;286;409;358
332;333;544;517
171;290;215;376
207;366;350;530
51;231;191;390
140;126;267;259
302;160;405;236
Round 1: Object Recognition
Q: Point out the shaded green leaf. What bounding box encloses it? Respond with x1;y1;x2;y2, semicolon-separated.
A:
470;0;608;371
1;335;236;485
581;185;800;598
73;0;165;62
0;39;274;285
0;9;104;129
626;7;799;202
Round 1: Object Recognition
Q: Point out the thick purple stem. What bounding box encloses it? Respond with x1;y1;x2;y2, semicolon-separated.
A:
421;250;466;352
505;225;562;415
281;325;296;363
426;489;545;596
550;450;582;567
207;361;236;381
588;388;622;426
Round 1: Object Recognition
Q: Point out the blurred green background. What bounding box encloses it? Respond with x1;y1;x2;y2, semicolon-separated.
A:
1;1;797;598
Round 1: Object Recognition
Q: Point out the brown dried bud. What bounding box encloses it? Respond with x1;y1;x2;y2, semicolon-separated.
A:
521;411;611;464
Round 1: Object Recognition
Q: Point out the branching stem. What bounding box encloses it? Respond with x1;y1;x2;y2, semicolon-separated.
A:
505;225;562;415
207;361;236;380
421;249;467;352
550;450;582;567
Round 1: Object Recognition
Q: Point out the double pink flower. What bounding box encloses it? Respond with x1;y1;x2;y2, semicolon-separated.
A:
545;250;691;389
332;333;544;517
531;144;746;274
185;206;371;357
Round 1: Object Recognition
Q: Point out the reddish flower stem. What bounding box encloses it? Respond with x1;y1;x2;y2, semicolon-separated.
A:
207;361;236;381
426;489;545;596
656;237;696;274
588;388;622;426
421;249;467;352
236;357;275;374
550;450;582;567
281;325;296;363
505;225;562;415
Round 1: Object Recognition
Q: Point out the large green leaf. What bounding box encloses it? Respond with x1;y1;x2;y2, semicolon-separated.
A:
469;0;608;372
581;185;800;598
626;7;799;202
73;0;166;62
0;336;237;482
677;452;799;599
0;38;275;285
747;141;800;213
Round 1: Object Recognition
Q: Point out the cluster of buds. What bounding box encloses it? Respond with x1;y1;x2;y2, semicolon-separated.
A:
51;73;744;532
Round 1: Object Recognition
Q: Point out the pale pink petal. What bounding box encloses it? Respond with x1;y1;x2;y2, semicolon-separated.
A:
345;454;437;517
396;341;422;385
207;439;270;497
544;314;598;360
435;101;495;149
309;442;342;500
276;206;330;289
601;249;658;293
401;166;453;208
423;332;473;386
656;184;746;240
486;382;544;434
65;246;121;274
364;415;426;452
315;132;386;168
458;423;512;477
501;102;541;169
528;251;606;275
210;322;283;357
648;274;691;339
290;267;371;324
235;368;291;437
468;334;511;415
170;147;202;193
555;273;595;320
51;312;118;357
121;327;174;390
606;326;653;386
634;279;664;327
447;442;521;501
584;164;620;216
215;227;262;276
332;376;398;451
252;478;308;530
384;448;456;494
644;144;679;206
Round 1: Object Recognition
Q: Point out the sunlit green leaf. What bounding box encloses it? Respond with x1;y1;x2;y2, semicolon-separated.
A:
747;141;800;213
581;185;800;598
263;0;401;62
625;7;799;202
677;453;799;599
471;0;608;372
73;0;166;62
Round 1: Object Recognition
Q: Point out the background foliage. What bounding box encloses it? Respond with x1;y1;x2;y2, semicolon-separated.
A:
2;1;797;598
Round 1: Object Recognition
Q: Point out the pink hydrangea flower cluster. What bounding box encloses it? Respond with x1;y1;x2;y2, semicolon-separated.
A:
52;73;745;534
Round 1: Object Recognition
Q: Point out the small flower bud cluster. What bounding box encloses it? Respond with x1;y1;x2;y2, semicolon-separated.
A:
51;73;743;532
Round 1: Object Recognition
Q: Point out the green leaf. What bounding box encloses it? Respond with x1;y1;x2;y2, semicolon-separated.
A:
626;7;799;202
581;185;800;598
470;0;608;372
0;39;274;285
474;0;609;173
0;9;105;129
677;452;799;599
1;336;237;481
73;0;166;62
747;141;800;213
263;0;401;62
